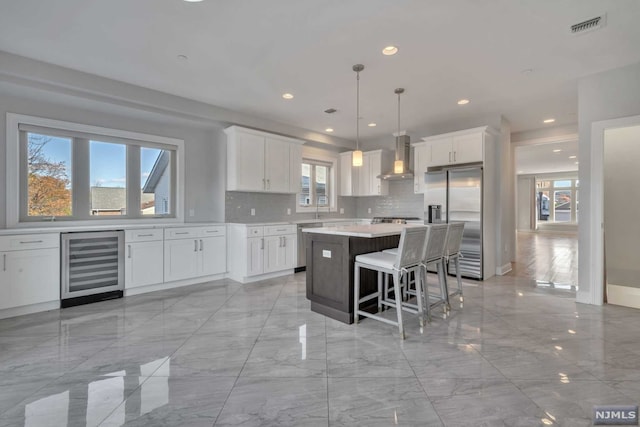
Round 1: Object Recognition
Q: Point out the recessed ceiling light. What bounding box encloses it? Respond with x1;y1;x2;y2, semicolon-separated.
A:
368;123;377;127
325;128;334;133
183;0;203;2
282;93;294;100
569;155;577;159
382;46;398;56
553;149;562;153
543;118;556;123
518;170;524;174
457;99;470;105
575;161;580;165
521;68;533;74
177;54;188;61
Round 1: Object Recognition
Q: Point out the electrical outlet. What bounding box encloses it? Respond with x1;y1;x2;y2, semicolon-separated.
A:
250;208;256;216
287;208;291;215
367;208;372;214
340;208;344;214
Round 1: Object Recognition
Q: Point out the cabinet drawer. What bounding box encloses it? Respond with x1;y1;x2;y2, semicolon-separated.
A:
0;233;59;251
199;226;226;237
264;225;295;236
247;226;264;237
164;228;199;240
126;229;164;242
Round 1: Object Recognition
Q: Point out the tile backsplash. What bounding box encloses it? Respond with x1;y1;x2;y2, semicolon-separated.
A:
356;180;424;219
225;192;357;223
226;180;424;223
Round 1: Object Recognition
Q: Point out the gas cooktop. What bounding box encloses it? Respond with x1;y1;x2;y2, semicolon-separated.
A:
371;216;421;224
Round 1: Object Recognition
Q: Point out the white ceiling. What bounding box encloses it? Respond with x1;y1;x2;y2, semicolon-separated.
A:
1;0;640;142
515;140;579;175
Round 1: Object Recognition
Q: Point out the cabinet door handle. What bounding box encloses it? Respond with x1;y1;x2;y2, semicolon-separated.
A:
200;239;203;251
377;184;380;194
262;178;266;190
261;238;264;250
267;179;270;190
282;236;286;247
128;244;132;259
194;240;198;252
453;151;457;162
2;254;5;272
175;232;189;235
19;240;43;244
137;233;153;237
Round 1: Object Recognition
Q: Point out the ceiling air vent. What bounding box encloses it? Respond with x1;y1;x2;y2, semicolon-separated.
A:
571;14;606;35
324;108;337;114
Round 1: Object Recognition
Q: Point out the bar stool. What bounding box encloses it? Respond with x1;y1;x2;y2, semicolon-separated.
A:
353;226;428;339
417;223;450;320
444;222;465;307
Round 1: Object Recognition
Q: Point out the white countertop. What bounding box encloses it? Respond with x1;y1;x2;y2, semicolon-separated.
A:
302;223;425;238
0;222;225;236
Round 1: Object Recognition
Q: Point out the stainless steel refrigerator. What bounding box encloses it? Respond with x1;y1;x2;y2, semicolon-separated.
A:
425;166;483;279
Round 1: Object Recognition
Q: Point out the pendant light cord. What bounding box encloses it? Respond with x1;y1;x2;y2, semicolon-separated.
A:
356;70;360;152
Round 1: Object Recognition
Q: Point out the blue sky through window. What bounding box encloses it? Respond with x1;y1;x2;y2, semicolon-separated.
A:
31;134;160;188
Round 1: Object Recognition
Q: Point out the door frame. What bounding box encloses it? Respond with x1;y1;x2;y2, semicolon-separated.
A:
584;114;640;305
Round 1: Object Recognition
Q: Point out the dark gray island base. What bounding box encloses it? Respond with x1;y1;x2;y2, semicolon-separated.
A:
305;231;400;324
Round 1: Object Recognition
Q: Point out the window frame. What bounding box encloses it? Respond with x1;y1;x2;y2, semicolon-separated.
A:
296;149;338;214
6;113;185;227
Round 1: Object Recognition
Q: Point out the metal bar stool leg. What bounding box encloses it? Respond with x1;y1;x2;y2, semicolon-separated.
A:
354;263;361;323
392;270;405;339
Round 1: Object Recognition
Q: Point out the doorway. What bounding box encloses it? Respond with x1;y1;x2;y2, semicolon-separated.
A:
603;124;640;309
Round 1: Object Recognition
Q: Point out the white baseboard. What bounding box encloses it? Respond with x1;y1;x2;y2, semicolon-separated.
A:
124;273;227;296
496;262;512;275
0;300;60;320
229;269;296;284
607;283;640;309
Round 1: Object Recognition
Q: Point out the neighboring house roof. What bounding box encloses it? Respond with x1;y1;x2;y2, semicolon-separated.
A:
90;187;154;210
142;151;170;193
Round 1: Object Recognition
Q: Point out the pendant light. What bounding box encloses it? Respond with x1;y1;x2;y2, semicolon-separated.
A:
394;88;405;174
352;64;364;167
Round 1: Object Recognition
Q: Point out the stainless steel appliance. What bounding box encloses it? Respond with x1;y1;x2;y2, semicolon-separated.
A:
296;222;323;271
425;166;483;279
61;230;124;307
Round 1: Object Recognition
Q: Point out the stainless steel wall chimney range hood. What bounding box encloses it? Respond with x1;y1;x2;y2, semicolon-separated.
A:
379;133;413;180
378;88;413;180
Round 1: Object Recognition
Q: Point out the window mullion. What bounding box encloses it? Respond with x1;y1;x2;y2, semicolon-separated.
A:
74;138;90;219
128;145;140;218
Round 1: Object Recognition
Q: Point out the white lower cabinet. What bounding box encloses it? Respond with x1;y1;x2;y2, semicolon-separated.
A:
0;234;60;311
227;224;297;283
164;226;226;283
125;229;164;289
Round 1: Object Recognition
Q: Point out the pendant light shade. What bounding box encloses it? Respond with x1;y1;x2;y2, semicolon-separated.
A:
352;150;363;167
394;159;404;174
352;64;364;167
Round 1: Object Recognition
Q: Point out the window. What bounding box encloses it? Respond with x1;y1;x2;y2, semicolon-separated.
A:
300;160;331;208
7;114;184;226
535;176;578;224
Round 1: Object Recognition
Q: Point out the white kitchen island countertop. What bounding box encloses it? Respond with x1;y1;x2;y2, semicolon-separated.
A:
302;223;425;238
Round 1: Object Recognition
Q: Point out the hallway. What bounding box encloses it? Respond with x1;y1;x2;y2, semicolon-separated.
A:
510;231;578;288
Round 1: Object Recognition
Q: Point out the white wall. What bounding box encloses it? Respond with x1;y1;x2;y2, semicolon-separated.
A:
578;61;640;304
516;176;534;231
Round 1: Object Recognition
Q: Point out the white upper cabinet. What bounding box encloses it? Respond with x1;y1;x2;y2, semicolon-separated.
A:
225;126;304;193
412;143;430;194
340;149;390;196
420;127;488;167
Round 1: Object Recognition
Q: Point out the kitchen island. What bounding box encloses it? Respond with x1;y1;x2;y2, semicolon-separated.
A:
303;223;423;324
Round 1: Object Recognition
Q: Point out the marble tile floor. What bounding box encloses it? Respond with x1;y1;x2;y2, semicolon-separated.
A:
1;272;640;426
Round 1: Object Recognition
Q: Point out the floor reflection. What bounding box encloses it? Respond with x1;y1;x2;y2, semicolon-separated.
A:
21;357;170;427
